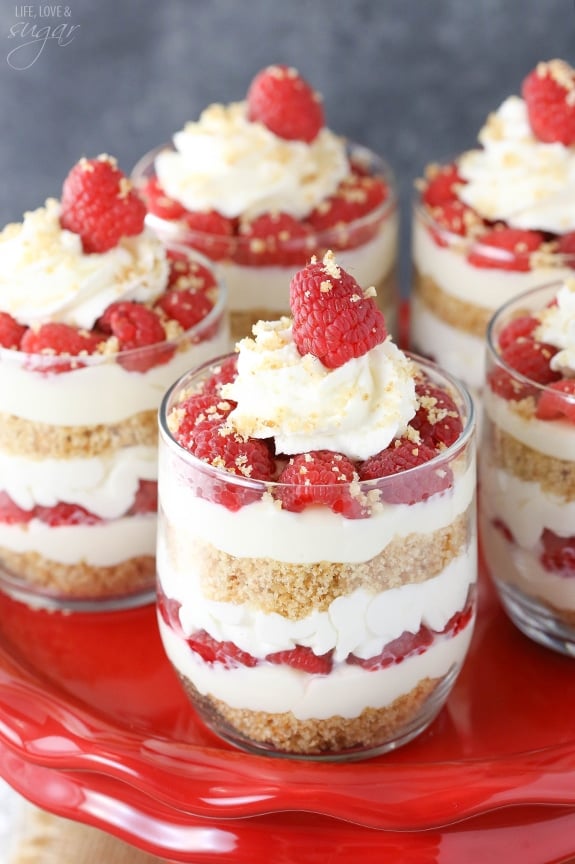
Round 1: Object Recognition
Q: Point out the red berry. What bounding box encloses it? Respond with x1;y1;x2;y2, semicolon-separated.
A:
0;312;27;349
171;393;236;449
0;492;34;525
157;588;182;635
266;645;333;674
498;315;539;351
187;630;258;669
535;379;575;421
237;212;313;266
128;480;158;515
60;155;146;254
289;254;387;369
200;356;238;396
307;173;388;240
348;625;433;670
468;228;544;272
428;200;475;244
247;64;324;143
522;59;575;145
35;502;101;526
489;338;561;401
359;436;452;504
141;176;185;221
558;232;575;259
422;163;465;208
20;323;103;373
98;301;171;373
156;289;214;331
182;210;235;261
166;253;217;294
410;379;463;449
276;450;363;517
540;529;575;575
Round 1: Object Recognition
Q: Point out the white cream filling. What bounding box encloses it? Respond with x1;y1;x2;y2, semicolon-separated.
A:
484;391;575;462
158;614;473;720
0;445;157;518
158;549;476;661
159;452;475;564
0;514;156;566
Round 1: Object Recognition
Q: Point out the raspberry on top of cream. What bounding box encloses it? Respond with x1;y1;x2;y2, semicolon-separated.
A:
0;197;168;330
154;100;349;222
535;277;575;374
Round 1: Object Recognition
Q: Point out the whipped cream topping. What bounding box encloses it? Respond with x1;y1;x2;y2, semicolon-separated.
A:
458;96;575;234
0;198;169;329
535;279;575;374
222;318;417;461
154;101;349;220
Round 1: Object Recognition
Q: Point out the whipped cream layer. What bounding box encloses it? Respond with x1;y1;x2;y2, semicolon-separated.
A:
159;451;475;564
223;320;416;461
0;326;228;426
159;549;475;662
159;614;472;720
0;445;156;518
484;390;575;461
0;514;155;566
154;101;349;220
481;512;575;613
536;279;575;374
0;199;169;330
458;95;575;233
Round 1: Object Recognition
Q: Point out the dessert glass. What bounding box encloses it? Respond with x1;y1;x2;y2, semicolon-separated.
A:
480;282;575;656
133;143;399;343
0;249;228;611
157;353;477;761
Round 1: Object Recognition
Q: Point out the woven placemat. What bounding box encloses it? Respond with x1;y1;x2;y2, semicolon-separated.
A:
8;804;169;864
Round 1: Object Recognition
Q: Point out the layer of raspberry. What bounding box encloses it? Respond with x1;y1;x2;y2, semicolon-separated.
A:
493;518;575;577
0;480;157;526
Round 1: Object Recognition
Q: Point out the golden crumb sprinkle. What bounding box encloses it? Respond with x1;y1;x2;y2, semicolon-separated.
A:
321;249;341;280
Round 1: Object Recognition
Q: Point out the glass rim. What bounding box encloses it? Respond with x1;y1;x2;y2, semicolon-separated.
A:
0;242;227;369
131;139;399;247
159;349;475;494
486;279;574;398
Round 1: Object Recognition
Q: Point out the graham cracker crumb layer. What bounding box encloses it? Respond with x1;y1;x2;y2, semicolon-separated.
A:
166;510;470;619
230;269;397;342
179;673;440;755
0;547;155;598
486;421;575;500
0;409;157;458
412;266;492;338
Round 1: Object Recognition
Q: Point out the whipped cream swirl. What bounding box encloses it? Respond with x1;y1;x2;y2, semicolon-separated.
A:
154;101;349;221
458;96;575;234
535;278;575;375
0;198;169;329
222;317;417;461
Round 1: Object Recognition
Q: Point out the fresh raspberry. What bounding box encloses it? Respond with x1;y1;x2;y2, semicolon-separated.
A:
497;315;539;351
200;355;238;396
540;529;575;575
166;253;217;294
128;480;158;515
443;603;474;637
348;625;433;670
60;155;146;254
359;436;452;504
558;232;575;259
189;424;275;510
98;301;171;373
428;200;475;242
247;64;324;143
422;163;464;207
187;629;258;669
182;210;236;261
20;323;103;372
0;492;34;525
306;173;388;250
276;451;363;517
35;502;102;526
290;253;386;368
156;289;214;331
493;518;514;544
0;312;27;349
237;212;313;266
535;379;575;421
141;176;185;221
467;228;544;271
157;588;182;635
266;645;333;674
171;393;236;449
522;59;575;145
410;380;463;449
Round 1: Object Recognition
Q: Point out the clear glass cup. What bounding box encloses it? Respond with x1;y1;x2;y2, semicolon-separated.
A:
132;143;400;343
0;249;228;611
157;353;477;761
480;282;575;656
410;197;575;406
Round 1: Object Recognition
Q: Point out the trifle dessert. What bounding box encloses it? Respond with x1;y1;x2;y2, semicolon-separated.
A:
411;58;575;401
480;278;575;656
133;64;399;341
0;154;228;609
157;251;477;759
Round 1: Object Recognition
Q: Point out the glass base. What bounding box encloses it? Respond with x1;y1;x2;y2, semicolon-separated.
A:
495;579;575;658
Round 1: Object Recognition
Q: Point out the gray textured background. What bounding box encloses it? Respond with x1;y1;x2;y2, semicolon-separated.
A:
2;0;575;293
